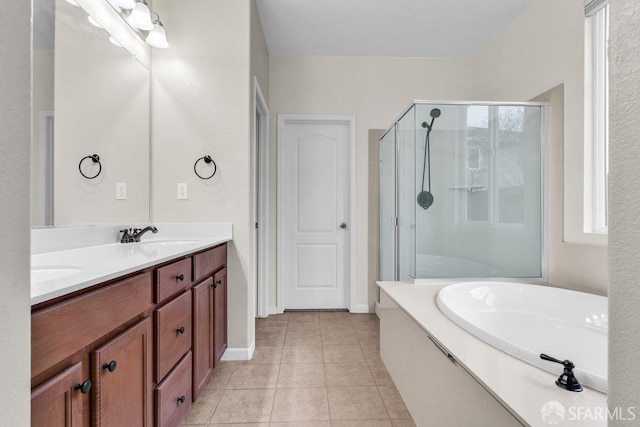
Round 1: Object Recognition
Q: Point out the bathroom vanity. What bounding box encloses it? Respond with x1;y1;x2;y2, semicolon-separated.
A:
30;226;231;427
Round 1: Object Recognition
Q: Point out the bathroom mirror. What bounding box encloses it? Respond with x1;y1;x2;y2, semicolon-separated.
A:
31;0;151;226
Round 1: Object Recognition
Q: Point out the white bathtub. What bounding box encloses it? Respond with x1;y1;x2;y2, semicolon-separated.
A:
437;281;607;392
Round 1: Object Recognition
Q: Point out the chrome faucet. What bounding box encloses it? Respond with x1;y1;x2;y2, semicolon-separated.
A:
120;226;158;243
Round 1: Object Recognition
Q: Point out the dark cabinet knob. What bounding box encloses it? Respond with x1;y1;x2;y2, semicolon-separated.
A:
213;279;222;288
176;326;185;334
74;380;92;394
177;395;186;404
102;360;117;373
176;274;185;281
340;222;347;229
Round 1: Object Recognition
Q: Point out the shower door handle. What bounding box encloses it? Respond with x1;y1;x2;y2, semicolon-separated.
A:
339;223;347;229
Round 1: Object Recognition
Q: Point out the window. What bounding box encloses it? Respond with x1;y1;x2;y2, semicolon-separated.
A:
586;0;609;233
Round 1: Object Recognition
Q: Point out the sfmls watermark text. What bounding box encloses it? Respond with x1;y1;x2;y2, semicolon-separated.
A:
541;401;637;425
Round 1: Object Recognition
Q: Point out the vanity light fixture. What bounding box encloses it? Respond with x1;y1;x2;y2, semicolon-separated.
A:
145;13;169;48
127;0;154;31
112;0;136;10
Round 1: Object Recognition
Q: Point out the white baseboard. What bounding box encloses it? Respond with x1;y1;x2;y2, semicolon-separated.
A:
268;306;282;315
350;304;371;314
220;341;255;361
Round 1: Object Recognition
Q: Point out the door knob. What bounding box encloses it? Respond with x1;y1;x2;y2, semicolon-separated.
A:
339;223;347;229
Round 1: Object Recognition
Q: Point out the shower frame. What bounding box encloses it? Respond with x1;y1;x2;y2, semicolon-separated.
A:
379;100;549;282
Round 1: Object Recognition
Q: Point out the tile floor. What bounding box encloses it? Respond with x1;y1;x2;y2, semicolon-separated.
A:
181;311;416;426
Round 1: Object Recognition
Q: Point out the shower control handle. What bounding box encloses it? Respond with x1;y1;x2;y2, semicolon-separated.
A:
339;223;347;229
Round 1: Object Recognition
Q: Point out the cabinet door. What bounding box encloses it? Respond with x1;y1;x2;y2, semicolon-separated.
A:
213;268;228;364
31;362;87;427
92;318;152;427
192;278;214;401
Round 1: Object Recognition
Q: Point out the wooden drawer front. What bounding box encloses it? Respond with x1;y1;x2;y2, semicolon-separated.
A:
155;352;192;427
32;273;152;378
31;362;84;427
155;258;193;304
193;244;226;282
156;291;192;381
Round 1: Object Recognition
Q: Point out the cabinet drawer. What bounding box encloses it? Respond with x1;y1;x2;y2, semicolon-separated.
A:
155;352;192;427
193;244;226;282
32;273;152;378
156;291;192;381
155;258;192;304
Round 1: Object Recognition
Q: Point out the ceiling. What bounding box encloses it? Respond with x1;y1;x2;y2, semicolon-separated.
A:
256;0;533;58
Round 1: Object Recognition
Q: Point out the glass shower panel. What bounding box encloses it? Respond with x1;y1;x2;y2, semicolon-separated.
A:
379;127;396;281
397;106;416;280
413;103;542;278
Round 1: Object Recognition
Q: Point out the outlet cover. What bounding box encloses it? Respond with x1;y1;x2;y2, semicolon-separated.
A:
116;183;127;200
177;183;188;200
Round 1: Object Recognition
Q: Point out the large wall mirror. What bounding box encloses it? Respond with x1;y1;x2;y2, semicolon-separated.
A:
32;0;151;227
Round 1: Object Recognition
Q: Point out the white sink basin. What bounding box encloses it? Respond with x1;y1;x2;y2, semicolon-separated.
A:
139;240;198;248
31;265;83;284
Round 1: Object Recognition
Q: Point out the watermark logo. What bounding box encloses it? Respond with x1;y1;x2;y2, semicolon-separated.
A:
541;401;637;424
541;401;566;425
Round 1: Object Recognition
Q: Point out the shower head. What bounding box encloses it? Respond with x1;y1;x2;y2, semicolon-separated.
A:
421;108;442;130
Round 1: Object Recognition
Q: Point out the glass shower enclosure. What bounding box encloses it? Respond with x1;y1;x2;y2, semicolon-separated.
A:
379;101;546;281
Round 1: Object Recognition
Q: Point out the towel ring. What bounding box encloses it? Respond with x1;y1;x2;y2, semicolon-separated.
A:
194;155;217;180
79;154;102;179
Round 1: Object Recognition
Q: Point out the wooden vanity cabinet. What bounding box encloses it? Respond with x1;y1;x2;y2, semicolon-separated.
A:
31;362;86;427
31;243;228;427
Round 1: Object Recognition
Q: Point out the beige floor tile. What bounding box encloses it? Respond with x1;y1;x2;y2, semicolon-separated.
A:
322;345;365;364
209;424;269;427
325;363;375;387
180;423;207;427
241;346;283;365
283;311;320;321
277;364;326;388
271;388;330;422
285;331;322;346
320;329;358;346
204;368;233;390
319;319;355;332
360;345;383;366
256;319;289;332
317;311;352;320
368;365;394;387
353;324;380;338
357;336;380;349
331;420;392;427
210;389;275;424
182;388;223;424
377;386;411;419
390;419;417;427
281;346;324;364
256;331;286;347
270;422;330;427
327;387;388;420
286;319;321;332
227;364;279;389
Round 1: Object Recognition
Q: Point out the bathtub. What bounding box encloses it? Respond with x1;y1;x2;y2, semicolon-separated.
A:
436;281;607;392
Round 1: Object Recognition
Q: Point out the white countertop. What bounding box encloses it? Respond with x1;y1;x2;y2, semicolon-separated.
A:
378;280;608;427
31;224;232;306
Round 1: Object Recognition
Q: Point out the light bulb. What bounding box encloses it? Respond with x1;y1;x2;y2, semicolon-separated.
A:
112;0;135;9
128;1;153;31
146;23;169;48
87;16;102;28
109;36;122;47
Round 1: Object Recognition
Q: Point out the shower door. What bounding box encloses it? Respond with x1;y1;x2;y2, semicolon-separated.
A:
379;127;396;281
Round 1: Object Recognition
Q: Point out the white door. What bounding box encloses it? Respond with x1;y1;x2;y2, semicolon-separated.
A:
280;117;352;309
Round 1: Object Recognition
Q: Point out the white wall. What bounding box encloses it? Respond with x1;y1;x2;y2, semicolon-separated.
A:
0;1;31;424
269;55;474;310
472;0;607;295
152;0;255;352
608;0;640;419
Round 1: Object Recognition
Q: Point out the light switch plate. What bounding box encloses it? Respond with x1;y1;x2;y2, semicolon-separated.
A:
177;183;188;200
116;183;127;200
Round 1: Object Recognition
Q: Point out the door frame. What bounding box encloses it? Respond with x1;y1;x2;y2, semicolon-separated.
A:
276;114;357;313
253;76;270;318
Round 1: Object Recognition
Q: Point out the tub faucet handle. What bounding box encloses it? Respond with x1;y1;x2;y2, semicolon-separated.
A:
540;353;583;392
